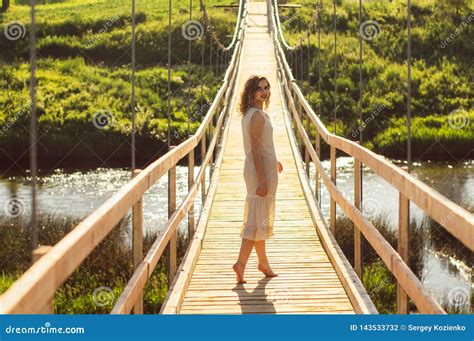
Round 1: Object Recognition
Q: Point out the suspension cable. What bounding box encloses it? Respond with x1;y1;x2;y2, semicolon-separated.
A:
317;1;321;119
317;0;322;206
131;0;136;171
199;0;245;51
29;0;38;253
167;0;172;151
272;0;319;51
407;0;412;173
187;0;192;138
333;0;337;134
200;33;205;109
358;0;363;203
306;30;310;83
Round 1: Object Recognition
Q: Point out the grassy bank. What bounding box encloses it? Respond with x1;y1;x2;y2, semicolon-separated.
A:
2;210;469;313
0;213;189;313
279;0;473;161
0;0;236;168
334;214;471;314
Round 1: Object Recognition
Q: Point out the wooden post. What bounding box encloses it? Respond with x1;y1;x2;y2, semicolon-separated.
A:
188;149;195;239
287;85;291;116
167;146;177;286
304;112;310;176
1;0;10;13
397;192;410;313
330;145;336;235
296;101;304;155
354;158;362;278
315;131;321;204
201;135;207;205
132;169;143;314
211;107;219;174
209;117;214;172
32;246;53;313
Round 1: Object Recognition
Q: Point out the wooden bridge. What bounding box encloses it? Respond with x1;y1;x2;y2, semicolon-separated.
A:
0;1;472;315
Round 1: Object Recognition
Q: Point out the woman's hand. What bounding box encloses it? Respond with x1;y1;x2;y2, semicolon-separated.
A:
277;161;283;173
256;180;268;197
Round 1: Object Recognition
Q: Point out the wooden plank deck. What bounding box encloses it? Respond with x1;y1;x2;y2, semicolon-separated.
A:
162;2;367;314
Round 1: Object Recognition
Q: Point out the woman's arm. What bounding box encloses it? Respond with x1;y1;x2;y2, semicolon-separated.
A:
249;110;267;196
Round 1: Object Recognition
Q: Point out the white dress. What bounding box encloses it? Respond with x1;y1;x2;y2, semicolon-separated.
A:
240;107;279;240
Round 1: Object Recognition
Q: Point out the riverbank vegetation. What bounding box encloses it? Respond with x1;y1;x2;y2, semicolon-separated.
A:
1;210;469;313
280;0;473;160
1;0;472;164
335;214;471;314
0;212;188;313
0;0;236;167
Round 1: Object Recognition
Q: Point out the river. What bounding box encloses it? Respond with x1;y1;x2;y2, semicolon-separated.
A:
0;158;472;313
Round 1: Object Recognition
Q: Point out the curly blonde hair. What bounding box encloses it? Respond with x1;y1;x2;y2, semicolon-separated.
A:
238;75;271;116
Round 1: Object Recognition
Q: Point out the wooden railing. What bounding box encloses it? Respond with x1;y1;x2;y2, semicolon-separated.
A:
270;2;473;315
0;3;248;315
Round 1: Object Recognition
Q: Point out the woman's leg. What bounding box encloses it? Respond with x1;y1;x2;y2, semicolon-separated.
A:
255;240;278;277
233;238;255;283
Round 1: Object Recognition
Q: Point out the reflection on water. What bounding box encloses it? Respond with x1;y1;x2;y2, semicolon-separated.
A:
0;158;472;313
308;157;473;313
0;166;210;238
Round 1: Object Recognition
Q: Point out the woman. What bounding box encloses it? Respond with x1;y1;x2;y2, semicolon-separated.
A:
232;75;283;284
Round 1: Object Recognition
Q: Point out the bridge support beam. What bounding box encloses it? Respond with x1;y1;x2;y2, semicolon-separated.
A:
315;131;321;206
201;135;207;204
397;193;410;313
32;246;53;314
354;158;362;278
188;149;195;239
304;111;310;177
330;145;336;235
167;146;177;287
132;169;143;314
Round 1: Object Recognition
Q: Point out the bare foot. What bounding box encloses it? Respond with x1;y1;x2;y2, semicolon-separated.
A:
258;263;278;277
233;262;247;284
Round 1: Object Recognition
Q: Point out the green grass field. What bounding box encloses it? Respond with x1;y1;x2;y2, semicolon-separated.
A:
0;0;237;166
0;212;188;313
278;0;473;160
0;0;472;164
